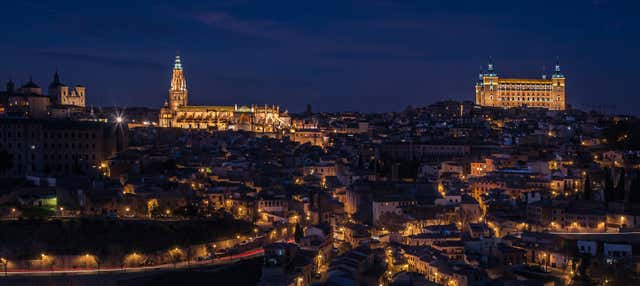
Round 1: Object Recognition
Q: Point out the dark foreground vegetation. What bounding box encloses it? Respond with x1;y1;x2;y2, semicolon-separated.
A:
0;216;252;259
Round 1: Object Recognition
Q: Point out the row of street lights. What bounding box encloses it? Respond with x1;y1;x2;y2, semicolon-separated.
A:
2;234;253;274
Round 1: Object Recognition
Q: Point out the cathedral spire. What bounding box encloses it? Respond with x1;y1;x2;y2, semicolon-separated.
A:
168;54;188;110
49;68;64;90
54;68;60;82
174;54;182;70
6;76;15;93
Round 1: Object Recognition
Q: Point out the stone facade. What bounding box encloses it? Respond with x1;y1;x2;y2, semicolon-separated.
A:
475;61;566;110
48;71;86;108
159;55;290;132
0;118;127;177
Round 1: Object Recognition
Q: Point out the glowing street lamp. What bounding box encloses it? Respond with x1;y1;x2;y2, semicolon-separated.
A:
0;257;8;277
84;253;93;268
39;253;48;270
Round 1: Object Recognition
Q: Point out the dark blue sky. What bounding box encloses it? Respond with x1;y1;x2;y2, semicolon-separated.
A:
1;0;637;113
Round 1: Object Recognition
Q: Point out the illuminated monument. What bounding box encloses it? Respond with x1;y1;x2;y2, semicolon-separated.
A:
475;60;566;110
159;55;290;131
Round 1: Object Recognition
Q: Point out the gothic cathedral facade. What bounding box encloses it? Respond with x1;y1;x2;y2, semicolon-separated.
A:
159;55;290;132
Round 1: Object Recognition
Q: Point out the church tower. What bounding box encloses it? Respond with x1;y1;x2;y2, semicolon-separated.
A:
168;55;188;111
551;61;566;110
49;70;69;105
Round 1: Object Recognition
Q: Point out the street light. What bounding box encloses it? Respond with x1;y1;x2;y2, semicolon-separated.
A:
0;257;7;277
40;253;47;270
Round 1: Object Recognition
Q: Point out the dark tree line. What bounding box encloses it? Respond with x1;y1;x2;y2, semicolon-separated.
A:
599;167;640;203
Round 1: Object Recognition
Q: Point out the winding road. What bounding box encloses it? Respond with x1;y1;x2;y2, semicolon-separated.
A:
1;248;264;277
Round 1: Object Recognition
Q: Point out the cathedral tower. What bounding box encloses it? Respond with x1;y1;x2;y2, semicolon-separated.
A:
48;71;86;108
168;55;188;111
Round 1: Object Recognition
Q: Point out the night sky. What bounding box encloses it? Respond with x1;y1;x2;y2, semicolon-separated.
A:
0;0;637;113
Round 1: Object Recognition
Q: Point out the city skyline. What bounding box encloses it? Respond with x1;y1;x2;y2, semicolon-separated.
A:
1;2;640;285
0;0;637;114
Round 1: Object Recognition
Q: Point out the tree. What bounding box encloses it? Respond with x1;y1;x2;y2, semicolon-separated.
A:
0;150;13;174
615;168;626;201
629;170;640;204
604;167;614;202
294;223;304;243
161;159;177;173
583;174;592;200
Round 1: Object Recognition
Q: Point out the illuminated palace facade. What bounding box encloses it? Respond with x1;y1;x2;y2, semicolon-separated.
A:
475;61;566;110
159;56;290;131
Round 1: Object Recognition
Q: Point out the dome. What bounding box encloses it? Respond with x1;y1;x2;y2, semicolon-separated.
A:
22;79;40;89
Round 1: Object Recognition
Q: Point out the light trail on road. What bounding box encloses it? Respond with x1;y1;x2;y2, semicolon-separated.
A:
1;248;264;277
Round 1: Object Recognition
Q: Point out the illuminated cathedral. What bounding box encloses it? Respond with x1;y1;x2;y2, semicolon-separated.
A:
159;55;290;132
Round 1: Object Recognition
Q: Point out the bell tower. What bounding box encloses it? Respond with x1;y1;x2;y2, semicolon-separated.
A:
168;54;188;111
551;61;566;110
476;58;498;107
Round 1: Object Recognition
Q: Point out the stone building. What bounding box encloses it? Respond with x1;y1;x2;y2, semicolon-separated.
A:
475;60;566;110
0;118;127;177
158;55;291;132
48;71;86;108
0;72;86;119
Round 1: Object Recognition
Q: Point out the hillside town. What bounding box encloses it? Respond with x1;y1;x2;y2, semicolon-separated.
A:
1;72;639;285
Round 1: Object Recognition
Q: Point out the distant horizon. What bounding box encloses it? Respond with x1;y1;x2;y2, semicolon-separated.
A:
1;1;637;114
92;100;624;116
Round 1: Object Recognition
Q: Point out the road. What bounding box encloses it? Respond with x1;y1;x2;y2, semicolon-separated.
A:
2;248;264;277
549;231;640;235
